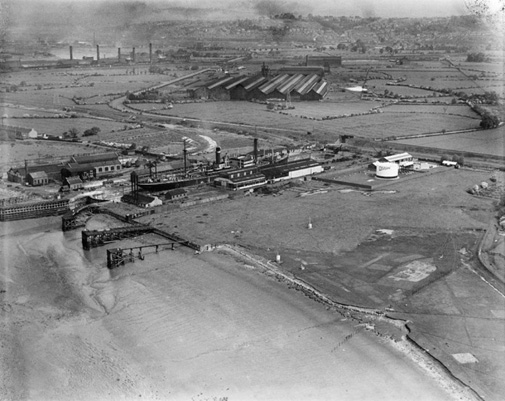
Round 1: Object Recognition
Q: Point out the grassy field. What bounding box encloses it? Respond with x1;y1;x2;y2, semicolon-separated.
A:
2;117;134;136
382;104;480;118
0;140;108;172
395;125;505;157
133;100;481;141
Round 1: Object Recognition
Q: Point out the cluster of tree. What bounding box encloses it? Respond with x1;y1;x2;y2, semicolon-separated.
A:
472;104;501;129
82;127;101;137
269;25;290;42
466;52;488;62
63;128;79;140
468;91;499;105
479;111;501;129
148;65;165;74
273;13;297;20
350;39;367;53
5;85;18;92
379;46;397;54
126;90;161;101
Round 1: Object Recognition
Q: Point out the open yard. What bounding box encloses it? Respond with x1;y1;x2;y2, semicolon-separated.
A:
135;166;504;400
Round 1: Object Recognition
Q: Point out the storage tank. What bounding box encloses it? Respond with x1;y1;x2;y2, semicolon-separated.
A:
375;162;399;179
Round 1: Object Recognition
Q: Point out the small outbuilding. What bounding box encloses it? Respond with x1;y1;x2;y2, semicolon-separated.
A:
64;176;84;191
165;188;188;201
27;171;49;186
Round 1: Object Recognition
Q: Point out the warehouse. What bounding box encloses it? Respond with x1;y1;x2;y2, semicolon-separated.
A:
214;167;267;191
189;71;328;102
305;55;342;71
232;75;268;100
260;159;323;183
381;153;414;168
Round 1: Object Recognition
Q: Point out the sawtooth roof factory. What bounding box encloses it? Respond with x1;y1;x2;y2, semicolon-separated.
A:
187;65;329;102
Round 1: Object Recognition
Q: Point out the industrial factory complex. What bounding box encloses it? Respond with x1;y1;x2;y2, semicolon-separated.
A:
187;65;329;101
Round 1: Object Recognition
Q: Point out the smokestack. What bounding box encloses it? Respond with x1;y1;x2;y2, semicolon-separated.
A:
253;138;258;163
24;159;28;182
118;47;121;62
96;45;100;61
132;47;136;63
183;140;187;175
149;43;152;64
69;46;73;60
215;147;221;166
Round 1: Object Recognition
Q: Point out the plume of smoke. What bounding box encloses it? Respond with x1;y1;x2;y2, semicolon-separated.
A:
357;0;377;18
252;0;308;17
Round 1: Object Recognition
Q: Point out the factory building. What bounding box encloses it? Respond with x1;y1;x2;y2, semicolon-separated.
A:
165;188;188;201
231;75;268;100
189;70;328;102
378;153;414;168
305;55;342;72
63;176;84;191
259;159;323;183
214;167;267;191
7;163;64;184
278;66;325;77
62;153;122;181
26;171;49;186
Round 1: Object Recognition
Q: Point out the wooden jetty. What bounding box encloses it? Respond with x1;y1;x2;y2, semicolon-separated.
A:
106;242;177;269
82;225;153;250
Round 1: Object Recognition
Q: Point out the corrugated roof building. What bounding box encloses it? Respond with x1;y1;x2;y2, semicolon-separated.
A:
71;153;119;165
230;75;267;100
302;80;329;100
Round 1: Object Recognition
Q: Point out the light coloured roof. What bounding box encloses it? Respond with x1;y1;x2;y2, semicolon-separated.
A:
243;75;268;91
277;74;305;95
384;153;413;162
224;76;249;90
294;74;320;95
312;80;328;95
28;171;48;179
258;74;290;94
207;76;236;90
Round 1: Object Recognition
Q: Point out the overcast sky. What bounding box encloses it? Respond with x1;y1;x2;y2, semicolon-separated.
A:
10;0;505;19
24;0;476;18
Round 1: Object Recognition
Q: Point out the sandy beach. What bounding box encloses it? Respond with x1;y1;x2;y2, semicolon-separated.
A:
1;216;480;400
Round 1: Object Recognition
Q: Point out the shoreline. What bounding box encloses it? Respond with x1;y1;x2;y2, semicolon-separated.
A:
0;216;494;399
217;243;483;401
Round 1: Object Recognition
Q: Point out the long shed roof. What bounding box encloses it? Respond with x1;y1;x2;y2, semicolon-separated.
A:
243;75;268;91
224;76;250;90
293;74;320;95
258;74;290;95
311;80;329;96
207;76;236;90
277;74;305;95
72;153;118;164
